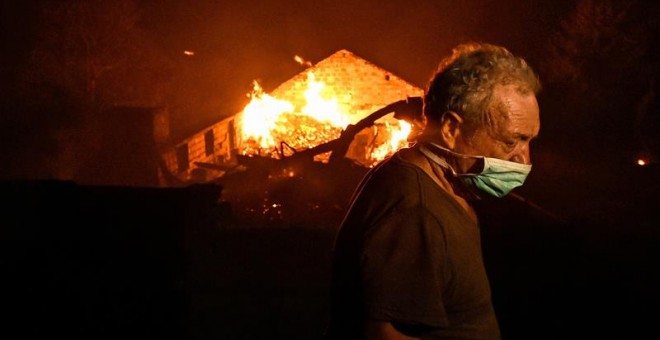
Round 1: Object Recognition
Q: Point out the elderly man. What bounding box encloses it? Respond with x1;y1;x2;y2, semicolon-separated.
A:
327;43;541;339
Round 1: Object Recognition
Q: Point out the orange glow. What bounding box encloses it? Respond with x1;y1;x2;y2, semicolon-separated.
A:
239;81;294;150
183;50;195;56
301;72;349;128
637;159;647;166
370;120;412;162
237;71;411;163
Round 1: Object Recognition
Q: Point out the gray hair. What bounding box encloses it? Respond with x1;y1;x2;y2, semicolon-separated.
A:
423;43;541;127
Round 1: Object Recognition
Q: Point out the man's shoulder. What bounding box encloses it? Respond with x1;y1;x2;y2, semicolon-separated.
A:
372;152;474;226
366;152;426;186
340;154;426;222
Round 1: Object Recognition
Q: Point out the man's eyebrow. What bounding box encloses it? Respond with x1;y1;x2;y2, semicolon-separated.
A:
511;132;539;141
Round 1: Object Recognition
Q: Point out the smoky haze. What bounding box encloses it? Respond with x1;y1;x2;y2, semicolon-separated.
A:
2;0;657;217
138;0;573;136
3;0;576;181
2;0;574;143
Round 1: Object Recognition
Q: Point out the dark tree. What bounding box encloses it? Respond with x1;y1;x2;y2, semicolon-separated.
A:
18;0;173;181
542;0;659;163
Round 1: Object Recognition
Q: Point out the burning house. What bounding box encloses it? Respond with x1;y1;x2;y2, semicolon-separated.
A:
160;50;422;182
159;50;424;224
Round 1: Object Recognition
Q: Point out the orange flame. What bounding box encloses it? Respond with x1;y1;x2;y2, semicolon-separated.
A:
370;120;412;162
239;81;294;150
238;70;411;164
301;72;349;128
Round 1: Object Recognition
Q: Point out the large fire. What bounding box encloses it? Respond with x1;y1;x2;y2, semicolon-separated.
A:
238;70;411;165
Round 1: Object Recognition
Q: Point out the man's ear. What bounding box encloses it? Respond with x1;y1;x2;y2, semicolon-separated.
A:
439;111;463;149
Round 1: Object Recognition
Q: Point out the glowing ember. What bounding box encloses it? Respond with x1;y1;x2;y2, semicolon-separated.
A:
237;70;411;164
637;159;647;166
294;55;313;67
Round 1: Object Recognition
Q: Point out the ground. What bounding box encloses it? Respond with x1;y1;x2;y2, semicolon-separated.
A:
2;178;657;339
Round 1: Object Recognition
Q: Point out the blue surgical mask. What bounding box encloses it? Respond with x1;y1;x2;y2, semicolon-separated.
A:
418;143;532;198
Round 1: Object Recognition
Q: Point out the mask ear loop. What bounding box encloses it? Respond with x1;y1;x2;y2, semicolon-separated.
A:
421;143;485;177
418;144;483;201
418;144;459;176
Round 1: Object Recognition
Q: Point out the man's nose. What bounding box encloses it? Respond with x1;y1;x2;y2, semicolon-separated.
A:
510;144;531;165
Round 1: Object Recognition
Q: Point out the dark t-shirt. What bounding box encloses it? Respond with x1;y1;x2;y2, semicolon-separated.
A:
327;149;500;339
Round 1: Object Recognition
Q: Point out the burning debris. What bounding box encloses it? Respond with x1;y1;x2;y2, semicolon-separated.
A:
217;96;423;226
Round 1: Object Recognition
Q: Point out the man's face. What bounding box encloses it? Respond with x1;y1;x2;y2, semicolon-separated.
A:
453;84;540;173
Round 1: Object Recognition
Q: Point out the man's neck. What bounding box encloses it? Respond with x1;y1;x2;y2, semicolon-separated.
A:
398;146;477;222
